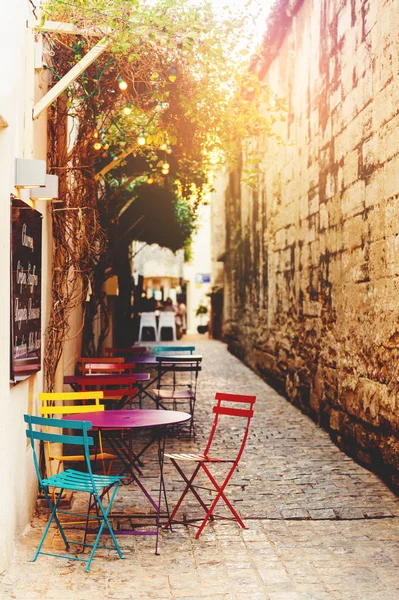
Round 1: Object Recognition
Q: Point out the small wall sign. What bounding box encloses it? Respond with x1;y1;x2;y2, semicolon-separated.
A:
195;273;211;284
10;196;42;384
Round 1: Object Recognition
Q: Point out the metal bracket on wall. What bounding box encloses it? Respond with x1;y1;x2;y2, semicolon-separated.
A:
30;21;109;121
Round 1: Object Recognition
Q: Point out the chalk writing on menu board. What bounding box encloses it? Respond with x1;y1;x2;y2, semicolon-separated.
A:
10;197;42;383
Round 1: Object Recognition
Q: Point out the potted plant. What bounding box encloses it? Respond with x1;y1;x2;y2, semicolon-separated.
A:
196;303;209;334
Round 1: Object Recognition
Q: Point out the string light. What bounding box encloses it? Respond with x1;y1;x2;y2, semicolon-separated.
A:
169;66;177;83
117;76;128;91
123;104;132;115
161;161;170;175
93;131;99;138
167;147;172;154
160;143;168;151
137;134;146;146
93;141;102;150
146;176;154;185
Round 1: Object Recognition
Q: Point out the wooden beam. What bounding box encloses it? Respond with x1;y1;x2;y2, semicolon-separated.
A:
95;145;136;180
30;20;109;36
32;37;108;120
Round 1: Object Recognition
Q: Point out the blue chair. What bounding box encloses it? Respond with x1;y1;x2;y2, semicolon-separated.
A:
24;414;125;572
154;345;195;355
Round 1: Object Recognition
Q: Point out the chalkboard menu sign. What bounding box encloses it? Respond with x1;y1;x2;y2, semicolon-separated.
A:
10;197;43;383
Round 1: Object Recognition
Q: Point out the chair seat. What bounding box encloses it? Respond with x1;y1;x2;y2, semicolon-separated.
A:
42;469;122;492
153;389;194;399
50;452;116;462
164;452;229;462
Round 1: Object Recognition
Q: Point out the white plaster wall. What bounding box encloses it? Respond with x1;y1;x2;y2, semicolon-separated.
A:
210;168;228;289
0;1;51;573
184;204;211;333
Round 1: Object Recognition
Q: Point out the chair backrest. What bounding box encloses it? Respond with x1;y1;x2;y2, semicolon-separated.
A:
156;355;202;373
83;362;136;375
204;392;256;462
158;312;176;327
77;357;124;374
76;376;137;403
140;312;157;327
39;391;105;417
155;345;195;355
76;375;136;388
105;346;146;357
24;414;94;487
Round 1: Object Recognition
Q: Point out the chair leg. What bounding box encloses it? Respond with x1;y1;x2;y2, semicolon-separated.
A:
155;431;167;555
34;488;70;561
165;461;204;527
196;463;247;538
82;492;95;550
86;484;125;572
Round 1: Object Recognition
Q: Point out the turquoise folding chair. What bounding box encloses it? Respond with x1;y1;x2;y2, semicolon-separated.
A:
24;414;125;573
154;345;195;355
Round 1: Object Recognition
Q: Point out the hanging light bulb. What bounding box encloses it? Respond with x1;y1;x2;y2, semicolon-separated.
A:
117;76;128;91
137;134;146;146
167;147;172;154
123;104;132;115
93;142;102;150
146;176;154;185
160;142;168;151
161;161;170;175
169;66;177;83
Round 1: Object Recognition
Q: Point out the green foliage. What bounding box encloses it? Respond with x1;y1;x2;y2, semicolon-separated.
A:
42;0;285;201
116;181;196;251
196;303;208;317
196;302;208;325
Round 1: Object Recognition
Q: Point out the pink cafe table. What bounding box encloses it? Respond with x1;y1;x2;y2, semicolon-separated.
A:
64;409;191;554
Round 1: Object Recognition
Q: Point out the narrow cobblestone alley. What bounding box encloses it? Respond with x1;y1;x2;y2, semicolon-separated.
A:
2;338;399;600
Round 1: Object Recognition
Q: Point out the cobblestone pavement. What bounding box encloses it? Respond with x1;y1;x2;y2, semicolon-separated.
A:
2;338;399;599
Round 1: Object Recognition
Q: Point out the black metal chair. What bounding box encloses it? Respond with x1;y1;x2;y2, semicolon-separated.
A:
154;355;202;433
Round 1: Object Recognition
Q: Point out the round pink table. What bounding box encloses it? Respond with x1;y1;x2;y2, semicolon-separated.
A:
64;409;191;554
65;409;190;430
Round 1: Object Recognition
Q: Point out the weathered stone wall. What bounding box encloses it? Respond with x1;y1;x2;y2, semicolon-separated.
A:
222;0;399;486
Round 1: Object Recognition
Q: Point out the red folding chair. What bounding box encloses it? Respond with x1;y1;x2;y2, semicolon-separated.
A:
105;347;147;358
165;392;256;538
76;357;124;374
76;375;138;408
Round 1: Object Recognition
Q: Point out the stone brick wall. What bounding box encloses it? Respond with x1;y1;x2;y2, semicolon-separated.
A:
221;0;399;486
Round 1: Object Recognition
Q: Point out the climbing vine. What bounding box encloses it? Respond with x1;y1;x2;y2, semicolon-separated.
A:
40;0;285;388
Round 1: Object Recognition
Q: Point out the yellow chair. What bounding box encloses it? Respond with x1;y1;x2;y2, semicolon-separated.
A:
39;391;116;476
